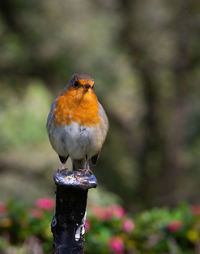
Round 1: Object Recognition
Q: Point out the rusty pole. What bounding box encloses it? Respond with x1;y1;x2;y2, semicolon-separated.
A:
51;169;97;254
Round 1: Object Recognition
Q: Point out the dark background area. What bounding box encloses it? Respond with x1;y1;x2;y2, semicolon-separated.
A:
0;0;200;212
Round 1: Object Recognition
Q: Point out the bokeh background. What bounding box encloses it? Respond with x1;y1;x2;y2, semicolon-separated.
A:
1;1;200;251
1;0;200;210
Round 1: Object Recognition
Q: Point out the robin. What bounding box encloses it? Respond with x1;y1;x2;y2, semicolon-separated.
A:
46;73;109;171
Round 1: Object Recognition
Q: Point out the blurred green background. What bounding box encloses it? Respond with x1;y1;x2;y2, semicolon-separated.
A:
0;0;200;213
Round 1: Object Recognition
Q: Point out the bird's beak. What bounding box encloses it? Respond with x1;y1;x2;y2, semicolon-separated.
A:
84;84;91;89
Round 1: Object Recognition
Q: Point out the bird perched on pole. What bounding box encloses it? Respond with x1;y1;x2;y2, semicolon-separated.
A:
47;73;108;171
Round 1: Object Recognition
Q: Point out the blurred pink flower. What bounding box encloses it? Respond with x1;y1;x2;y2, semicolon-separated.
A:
168;220;182;232
85;220;90;232
91;205;112;221
109;236;124;254
108;205;125;218
0;203;6;215
122;219;134;232
30;208;44;218
91;204;126;221
35;197;54;211
191;205;200;215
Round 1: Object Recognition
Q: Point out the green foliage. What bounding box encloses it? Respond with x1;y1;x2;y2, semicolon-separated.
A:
0;199;200;254
0;81;51;150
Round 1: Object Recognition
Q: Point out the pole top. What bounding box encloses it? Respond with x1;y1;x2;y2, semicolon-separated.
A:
53;169;98;190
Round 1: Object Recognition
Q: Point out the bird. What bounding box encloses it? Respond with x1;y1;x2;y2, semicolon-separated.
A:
46;73;108;171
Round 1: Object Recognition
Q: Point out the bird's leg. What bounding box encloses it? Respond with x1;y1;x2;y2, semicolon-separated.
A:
86;155;89;170
58;155;69;172
58;164;66;172
84;155;92;175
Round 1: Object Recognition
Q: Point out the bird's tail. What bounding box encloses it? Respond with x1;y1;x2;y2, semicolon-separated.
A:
72;159;87;171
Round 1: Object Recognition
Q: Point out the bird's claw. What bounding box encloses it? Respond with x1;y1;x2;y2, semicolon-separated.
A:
58;165;68;173
83;168;93;175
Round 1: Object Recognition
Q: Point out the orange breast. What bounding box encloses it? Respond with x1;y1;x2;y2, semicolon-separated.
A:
54;87;101;127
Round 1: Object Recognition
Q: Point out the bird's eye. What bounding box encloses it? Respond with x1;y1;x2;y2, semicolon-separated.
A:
74;81;79;87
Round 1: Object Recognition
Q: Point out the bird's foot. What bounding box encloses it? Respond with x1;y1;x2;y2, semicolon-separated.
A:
83;168;93;175
58;164;68;172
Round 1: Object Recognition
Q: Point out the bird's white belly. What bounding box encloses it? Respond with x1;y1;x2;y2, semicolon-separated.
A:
50;121;102;159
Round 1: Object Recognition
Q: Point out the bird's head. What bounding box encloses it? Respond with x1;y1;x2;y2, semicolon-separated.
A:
69;73;95;91
54;73;99;126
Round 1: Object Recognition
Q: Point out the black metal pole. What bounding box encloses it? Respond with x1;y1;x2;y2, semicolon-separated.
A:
51;169;97;254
